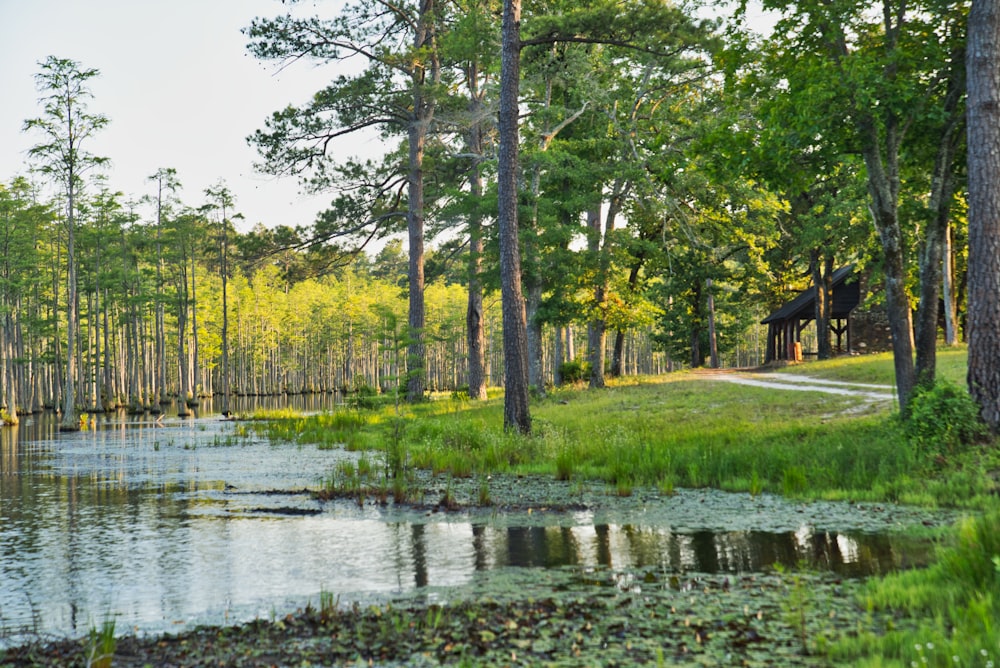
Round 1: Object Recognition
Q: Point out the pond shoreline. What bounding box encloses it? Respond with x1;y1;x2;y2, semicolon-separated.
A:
2;473;957;666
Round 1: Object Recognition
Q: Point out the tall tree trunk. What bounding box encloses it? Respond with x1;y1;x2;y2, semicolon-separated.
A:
966;0;1000;432
405;0;439;403
612;260;643;377
706;278;719;369
3;313;19;424
859;126;915;412
943;224;958;345
587;208;606;388
52;242;62;411
60;200;80;431
102;287;112;407
915;59;964;386
155;229;166;405
590;180;626;388
177;263;192;417
189;254;201;405
829;8;914;410
498;0;531;433
465;61;488;401
689;282;704;368
553;326;564;386
221;224;231;416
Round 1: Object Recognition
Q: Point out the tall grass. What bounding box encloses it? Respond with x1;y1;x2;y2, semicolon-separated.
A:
831;510;1000;666
254;410;376;450
272;357;997;508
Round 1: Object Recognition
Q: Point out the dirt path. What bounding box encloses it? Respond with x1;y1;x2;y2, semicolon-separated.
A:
694;368;897;405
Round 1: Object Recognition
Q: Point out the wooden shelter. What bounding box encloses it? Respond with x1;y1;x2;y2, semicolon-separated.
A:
762;265;860;362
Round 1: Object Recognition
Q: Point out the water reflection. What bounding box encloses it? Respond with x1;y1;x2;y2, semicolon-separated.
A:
0;406;933;645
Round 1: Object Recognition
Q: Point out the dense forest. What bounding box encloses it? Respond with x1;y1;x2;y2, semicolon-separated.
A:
4;0;997;432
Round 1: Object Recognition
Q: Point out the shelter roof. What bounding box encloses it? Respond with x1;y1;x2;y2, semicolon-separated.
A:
761;265;858;324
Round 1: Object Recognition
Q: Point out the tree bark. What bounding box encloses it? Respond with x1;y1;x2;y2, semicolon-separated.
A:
706;278;719;369
60;195;80;430
465;62;488;401
587;208;606;388
498;0;531;433
943;224;958;345
827;5;916;411
858;120;916;412
611;262;643;377
966;0;1000;432
405;0;439;403
176;262;192;417
811;251;834;360
914;58;964;387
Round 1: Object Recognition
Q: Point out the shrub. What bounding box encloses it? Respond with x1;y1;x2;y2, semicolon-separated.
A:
350;384;387;411
905;380;989;455
559;360;589;384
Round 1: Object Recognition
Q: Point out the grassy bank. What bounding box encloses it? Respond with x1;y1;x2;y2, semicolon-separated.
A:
831;509;1000;666
259;348;997;509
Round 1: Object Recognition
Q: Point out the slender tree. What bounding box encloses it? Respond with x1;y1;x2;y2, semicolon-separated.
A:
204;181;237;417
749;0;968;410
148;168;181;409
246;0;443;402
23;56;108;431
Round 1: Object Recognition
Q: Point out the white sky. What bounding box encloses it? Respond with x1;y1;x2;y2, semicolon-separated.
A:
0;0;375;233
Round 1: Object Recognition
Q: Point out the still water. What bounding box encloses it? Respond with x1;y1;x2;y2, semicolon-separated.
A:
1;399;937;645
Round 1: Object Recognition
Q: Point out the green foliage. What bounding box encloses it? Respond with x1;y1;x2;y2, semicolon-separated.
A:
905;380;989;455
85;617;116;668
275;359;997;509
349;384;387;411
558;359;589;384
255;410;372;451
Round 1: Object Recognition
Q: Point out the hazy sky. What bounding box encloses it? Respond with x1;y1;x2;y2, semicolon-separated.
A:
0;0;372;232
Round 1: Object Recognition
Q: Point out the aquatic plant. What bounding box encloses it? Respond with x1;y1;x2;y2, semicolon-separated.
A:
478;476;491;506
85;617;115;668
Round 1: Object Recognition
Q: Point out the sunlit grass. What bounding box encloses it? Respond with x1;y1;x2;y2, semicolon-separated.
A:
777;344;968;387
264;353;996;509
250;348;998;667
